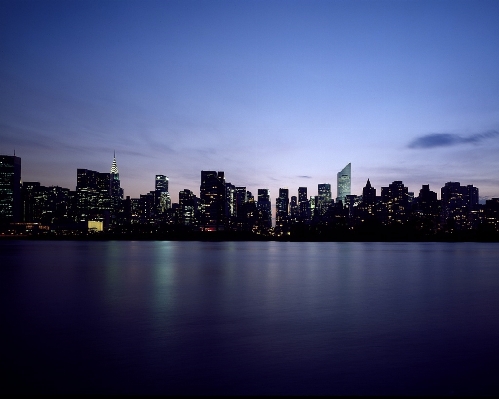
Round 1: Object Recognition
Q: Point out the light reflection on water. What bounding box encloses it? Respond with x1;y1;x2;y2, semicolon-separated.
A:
2;241;499;395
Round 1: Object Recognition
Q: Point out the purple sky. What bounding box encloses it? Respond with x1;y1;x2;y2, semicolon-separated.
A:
1;0;499;202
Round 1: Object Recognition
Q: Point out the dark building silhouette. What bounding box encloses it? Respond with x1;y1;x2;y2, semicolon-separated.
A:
233;186;247;230
417;185;438;212
21;181;41;223
318;183;332;216
179;189;198;227
76;168;112;228
138;192;155;224
484;198;499;233
441;182;479;231
290;195;299;223
256;188;272;234
22;182;71;225
381;181;409;224
344;194;358;219
362;179;376;207
200;171;227;231
240;192;258;232
410;184;440;234
298;187;309;221
0;155;22;223
415;184;439;218
275;188;289;236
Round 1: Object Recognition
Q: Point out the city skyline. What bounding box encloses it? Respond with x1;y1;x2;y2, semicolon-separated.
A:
4;152;498;239
1;0;499;203
2;151;498;203
2;151;494;205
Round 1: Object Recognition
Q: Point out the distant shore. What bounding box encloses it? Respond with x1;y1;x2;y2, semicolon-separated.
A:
2;231;499;243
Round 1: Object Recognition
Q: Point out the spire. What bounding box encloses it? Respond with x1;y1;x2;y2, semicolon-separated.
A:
366;178;371;188
111;152;119;175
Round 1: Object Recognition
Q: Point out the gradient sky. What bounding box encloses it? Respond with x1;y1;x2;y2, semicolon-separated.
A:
1;0;499;203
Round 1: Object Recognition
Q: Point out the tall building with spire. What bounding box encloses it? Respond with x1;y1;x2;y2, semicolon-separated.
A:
336;163;351;205
110;152;123;201
110;152;123;227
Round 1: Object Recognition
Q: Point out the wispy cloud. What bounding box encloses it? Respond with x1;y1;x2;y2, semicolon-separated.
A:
298;175;312;179
408;130;499;149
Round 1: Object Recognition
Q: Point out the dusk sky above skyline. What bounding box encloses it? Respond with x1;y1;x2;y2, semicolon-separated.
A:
1;0;499;203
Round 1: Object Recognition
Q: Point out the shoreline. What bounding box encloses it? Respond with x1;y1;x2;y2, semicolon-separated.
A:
2;232;499;243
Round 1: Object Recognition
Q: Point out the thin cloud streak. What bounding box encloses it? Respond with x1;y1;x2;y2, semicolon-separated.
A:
408;130;499;149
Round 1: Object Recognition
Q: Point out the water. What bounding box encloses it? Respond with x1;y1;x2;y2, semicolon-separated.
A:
2;240;499;394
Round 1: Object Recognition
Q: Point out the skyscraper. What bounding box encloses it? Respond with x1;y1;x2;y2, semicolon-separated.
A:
381;180;409;224
155;175;169;193
179;189;197;227
318;183;332;216
362;179;376;206
234;186;247;220
257;189;272;232
336;163;351;204
298;187;309;221
200;171;227;231
110;153;124;225
275;188;289;235
356;179;377;222
76;168;112;225
0;155;21;223
155;175;170;214
441;182;479;230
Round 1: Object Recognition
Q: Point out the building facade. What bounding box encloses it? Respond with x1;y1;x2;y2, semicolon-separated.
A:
0;155;22;223
200;171;227;231
275;188;289;236
155;175;171;215
336;163;351;205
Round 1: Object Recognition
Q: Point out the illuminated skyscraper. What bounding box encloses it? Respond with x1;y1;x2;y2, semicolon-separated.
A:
110;152;119;175
336;163;351;204
110;152;124;209
155;175;170;214
155;175;169;193
318;183;332;216
0;155;21;223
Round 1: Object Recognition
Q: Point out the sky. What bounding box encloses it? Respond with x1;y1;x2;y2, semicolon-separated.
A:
1;0;499;203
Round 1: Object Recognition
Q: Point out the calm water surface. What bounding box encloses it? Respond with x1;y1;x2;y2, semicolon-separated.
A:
2;240;499;394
